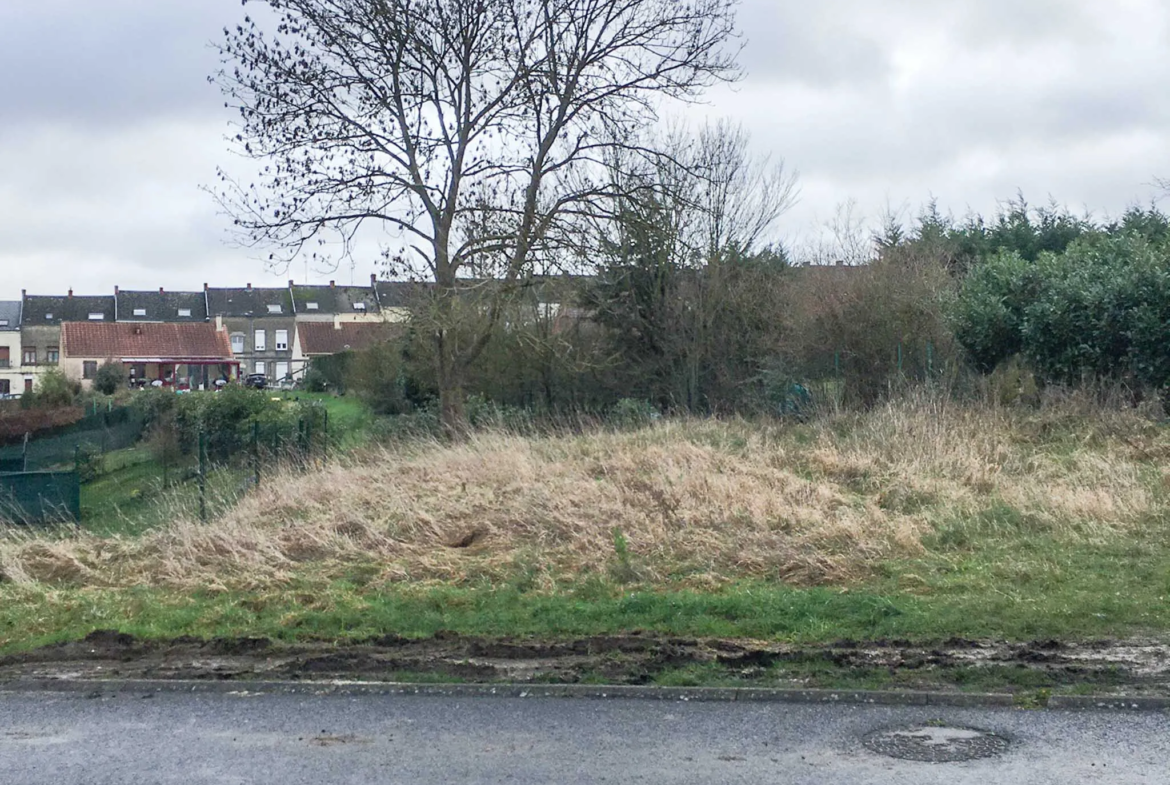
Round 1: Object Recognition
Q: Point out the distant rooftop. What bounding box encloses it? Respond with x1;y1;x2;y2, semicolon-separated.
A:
116;288;208;322
205;284;294;318
22;292;116;326
0;301;20;331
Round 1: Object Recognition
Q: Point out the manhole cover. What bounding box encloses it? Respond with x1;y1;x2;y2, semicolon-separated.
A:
863;724;1010;763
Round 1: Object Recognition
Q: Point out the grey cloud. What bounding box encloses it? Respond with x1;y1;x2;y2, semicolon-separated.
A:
4;0;1170;297
734;1;893;87
0;0;243;126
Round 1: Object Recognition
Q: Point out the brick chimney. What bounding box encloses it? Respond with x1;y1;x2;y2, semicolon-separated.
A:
246;283;252;292
159;287;165;295
329;280;336;288
68;288;73;298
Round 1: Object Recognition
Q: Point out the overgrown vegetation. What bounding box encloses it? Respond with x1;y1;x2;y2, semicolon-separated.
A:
2;392;1169;657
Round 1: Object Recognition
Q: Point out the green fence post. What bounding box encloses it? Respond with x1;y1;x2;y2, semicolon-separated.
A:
198;430;207;524
322;408;329;467
252;420;260;488
897;342;904;374
927;341;935;377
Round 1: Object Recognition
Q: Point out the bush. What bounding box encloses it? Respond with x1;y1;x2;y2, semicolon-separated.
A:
779;249;958;407
74;443;102;483
954;235;1170;391
950;251;1051;373
609;398;661;429
93;361;126;396
348;340;412;414
20;369;80;410
301;366;330;393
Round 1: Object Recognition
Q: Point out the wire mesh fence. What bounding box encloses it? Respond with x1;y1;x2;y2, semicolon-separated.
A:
0;398;331;526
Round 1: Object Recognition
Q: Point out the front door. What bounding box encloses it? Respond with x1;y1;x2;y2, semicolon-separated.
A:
23;378;33;394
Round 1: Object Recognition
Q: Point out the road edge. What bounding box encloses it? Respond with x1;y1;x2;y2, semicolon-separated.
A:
4;678;1168;710
0;678;1016;707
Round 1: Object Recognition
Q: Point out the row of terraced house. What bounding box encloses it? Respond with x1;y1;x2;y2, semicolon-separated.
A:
0;277;415;397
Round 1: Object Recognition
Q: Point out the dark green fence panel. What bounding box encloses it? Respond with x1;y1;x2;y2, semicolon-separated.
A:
1;409;146;472
0;471;81;525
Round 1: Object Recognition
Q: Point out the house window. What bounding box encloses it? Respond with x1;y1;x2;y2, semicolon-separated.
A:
353;302;367;312
22;348;36;366
83;361;98;379
306;302;319;311
275;361;289;380
230;333;245;354
254;360;266;375
0;319;8;327
0;347;8;369
254;329;267;351
46;347;59;365
178;308;192;317
44;313;53;320
88;313;105;321
133;308;147;317
267;304;282;314
0;380;8;396
275;330;288;351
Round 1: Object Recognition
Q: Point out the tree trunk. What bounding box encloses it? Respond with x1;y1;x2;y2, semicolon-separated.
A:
434;327;468;439
439;377;467;440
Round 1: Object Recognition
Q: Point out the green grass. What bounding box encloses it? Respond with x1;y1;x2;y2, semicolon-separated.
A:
6;401;1170;699
275;391;374;447
73;391;373;536
2;558;1168;656
78;446;254;537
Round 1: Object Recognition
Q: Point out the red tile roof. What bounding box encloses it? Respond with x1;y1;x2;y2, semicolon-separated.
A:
297;321;398;356
61;322;234;361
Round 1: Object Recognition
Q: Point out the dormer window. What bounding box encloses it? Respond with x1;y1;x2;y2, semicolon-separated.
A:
0;320;7;327
306;302;319;310
88;313;105;321
178;308;192;317
353;303;367;311
45;313;53;320
267;304;282;314
133;308;147;317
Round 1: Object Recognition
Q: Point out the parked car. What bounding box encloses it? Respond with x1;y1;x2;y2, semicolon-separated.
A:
244;373;268;389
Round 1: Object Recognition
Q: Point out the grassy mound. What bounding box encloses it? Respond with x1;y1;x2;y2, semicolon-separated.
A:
1;392;1169;650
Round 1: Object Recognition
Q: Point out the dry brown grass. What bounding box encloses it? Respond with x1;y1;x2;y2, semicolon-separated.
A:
1;391;1167;592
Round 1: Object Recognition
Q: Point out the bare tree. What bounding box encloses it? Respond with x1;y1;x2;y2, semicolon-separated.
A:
586;121;796;411
213;0;741;432
692;120;797;263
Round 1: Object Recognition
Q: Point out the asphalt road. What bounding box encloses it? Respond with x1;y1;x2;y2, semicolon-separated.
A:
0;690;1167;784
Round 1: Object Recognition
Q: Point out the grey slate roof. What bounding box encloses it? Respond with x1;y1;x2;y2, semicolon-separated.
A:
0;301;20;331
290;283;380;315
116;289;208;322
374;280;429;309
205;285;294;318
22;293;116;325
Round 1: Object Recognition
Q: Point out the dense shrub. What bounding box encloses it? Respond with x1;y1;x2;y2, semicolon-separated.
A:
953;235;1170;391
949;250;1052;373
20;369;80;410
93;362;126;396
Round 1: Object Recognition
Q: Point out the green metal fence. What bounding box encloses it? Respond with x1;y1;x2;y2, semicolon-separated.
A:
0;408;145;473
0;471;81;525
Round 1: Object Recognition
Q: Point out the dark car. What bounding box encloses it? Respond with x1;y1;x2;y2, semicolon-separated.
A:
243;373;267;390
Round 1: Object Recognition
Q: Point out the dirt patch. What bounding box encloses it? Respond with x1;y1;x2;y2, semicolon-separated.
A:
1;630;1168;695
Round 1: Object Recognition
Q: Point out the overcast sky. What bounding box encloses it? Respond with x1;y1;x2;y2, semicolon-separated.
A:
2;0;1169;300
